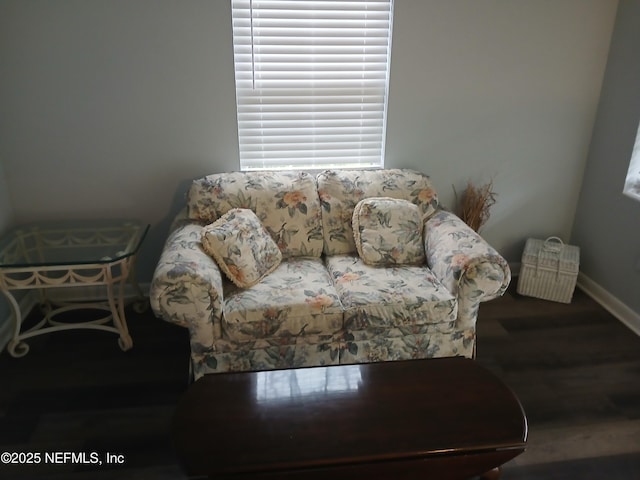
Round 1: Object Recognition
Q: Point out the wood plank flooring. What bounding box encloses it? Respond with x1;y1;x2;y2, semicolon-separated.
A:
0;283;639;479
476;284;640;479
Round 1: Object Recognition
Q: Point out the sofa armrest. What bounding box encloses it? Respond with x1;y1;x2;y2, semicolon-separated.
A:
150;220;224;352
424;210;511;329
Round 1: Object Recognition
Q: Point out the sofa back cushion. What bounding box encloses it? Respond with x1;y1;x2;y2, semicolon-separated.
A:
187;171;323;258
316;169;439;255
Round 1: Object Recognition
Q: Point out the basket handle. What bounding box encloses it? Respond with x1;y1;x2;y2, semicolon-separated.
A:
542;236;564;254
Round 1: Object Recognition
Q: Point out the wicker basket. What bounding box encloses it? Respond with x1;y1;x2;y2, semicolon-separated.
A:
517;236;580;303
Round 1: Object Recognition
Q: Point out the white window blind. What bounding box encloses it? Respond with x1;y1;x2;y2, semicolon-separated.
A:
231;0;394;171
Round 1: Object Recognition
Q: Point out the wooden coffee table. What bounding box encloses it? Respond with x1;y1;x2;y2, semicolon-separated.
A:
173;358;527;479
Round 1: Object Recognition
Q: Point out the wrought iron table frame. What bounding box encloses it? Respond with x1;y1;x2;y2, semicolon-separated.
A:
0;221;149;357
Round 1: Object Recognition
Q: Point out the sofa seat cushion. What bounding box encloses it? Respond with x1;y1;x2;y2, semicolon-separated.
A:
222;257;344;343
325;254;457;331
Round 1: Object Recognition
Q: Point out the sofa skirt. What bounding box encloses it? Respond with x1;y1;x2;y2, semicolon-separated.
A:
190;328;475;379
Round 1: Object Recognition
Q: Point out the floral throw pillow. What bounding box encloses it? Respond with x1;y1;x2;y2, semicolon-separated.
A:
201;208;282;288
352;197;425;266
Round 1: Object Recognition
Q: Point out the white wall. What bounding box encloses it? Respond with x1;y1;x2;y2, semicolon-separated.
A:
0;0;240;277
0;0;618;280
385;0;617;259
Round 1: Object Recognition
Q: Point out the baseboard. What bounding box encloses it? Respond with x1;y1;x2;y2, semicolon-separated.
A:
576;273;640;336
0;283;150;354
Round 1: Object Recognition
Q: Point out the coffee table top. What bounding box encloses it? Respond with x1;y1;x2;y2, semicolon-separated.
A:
173;358;528;477
0;220;149;268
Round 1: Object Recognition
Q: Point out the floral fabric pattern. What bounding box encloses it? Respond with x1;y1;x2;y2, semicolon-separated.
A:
192;335;341;378
424;210;510;298
201;208;282;288
222;258;344;342
424;210;511;329
187;171;323;258
316;169;439;256
149;169;511;380
338;327;475;365
352;197;425;266
150;222;223;350
325;254;456;330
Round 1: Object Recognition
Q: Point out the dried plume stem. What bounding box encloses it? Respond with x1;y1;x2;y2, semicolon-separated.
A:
454;181;497;232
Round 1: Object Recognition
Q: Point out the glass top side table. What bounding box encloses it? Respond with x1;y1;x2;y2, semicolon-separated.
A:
0;220;149;357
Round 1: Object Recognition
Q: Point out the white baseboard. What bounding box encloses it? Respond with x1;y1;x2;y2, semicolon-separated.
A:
0;283;150;353
576;273;640;336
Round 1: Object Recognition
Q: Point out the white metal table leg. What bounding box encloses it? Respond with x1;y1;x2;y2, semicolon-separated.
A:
105;269;133;352
1;287;30;357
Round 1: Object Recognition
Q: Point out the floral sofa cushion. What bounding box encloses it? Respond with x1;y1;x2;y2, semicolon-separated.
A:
317;169;439;255
222;258;344;343
325;254;456;331
352;197;425;266
201;208;282;288
187;171;323;258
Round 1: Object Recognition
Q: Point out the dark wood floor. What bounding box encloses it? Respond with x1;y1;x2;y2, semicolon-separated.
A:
1;282;639;479
477;283;640;479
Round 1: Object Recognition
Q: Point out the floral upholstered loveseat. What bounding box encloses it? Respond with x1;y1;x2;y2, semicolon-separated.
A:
150;169;511;380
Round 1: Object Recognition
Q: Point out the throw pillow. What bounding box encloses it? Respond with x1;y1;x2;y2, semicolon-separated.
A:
201;208;282;288
352;197;425;266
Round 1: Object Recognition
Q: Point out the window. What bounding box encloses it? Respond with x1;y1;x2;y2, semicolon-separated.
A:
623;121;640;201
231;0;394;171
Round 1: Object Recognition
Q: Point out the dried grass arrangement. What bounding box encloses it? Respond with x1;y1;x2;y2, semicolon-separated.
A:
454;181;497;232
